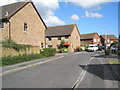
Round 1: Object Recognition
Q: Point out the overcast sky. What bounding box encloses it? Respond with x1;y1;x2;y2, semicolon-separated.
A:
0;0;119;37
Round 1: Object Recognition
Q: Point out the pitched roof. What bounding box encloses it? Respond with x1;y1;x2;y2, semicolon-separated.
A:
80;32;98;39
46;24;76;37
100;35;118;40
0;2;28;20
81;41;88;45
0;1;47;29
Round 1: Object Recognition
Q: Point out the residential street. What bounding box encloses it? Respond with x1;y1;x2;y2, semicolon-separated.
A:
2;51;119;88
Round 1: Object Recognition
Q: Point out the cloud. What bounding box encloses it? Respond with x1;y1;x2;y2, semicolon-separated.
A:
71;14;80;21
44;16;65;26
34;0;59;18
0;0;65;26
33;0;65;26
67;0;112;9
84;11;103;18
0;0;17;6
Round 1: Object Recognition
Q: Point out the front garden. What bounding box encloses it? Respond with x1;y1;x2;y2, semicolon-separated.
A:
1;39;56;66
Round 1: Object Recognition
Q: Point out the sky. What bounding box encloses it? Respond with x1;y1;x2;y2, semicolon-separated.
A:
0;0;119;37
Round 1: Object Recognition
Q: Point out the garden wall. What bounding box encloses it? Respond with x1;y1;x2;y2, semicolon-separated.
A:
1;46;40;57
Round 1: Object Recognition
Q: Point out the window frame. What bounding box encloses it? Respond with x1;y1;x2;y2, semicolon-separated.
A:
24;22;27;32
0;22;4;29
58;37;61;40
41;43;44;48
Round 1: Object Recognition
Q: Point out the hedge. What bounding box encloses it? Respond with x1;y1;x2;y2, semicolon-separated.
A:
40;48;56;57
1;53;46;66
105;49;111;55
1;48;56;66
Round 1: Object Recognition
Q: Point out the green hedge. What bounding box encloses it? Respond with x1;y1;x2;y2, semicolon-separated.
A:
1;53;46;66
1;48;56;66
105;49;111;55
40;48;56;57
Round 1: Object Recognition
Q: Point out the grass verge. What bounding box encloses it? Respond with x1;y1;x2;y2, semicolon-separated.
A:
108;59;120;64
1;54;53;66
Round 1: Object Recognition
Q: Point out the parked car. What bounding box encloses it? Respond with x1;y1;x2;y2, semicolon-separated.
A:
111;45;118;53
87;45;98;52
101;46;105;50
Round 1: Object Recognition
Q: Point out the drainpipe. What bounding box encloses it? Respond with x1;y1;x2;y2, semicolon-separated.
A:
8;20;11;40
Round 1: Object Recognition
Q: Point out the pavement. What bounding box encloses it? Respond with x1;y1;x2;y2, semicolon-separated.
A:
106;55;120;83
1;51;120;88
75;54;119;88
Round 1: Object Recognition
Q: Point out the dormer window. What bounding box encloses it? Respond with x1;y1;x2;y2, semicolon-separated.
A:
24;23;27;32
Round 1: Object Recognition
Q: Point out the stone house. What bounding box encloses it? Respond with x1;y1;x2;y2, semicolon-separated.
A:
46;24;81;52
100;35;118;46
0;1;47;49
80;32;101;46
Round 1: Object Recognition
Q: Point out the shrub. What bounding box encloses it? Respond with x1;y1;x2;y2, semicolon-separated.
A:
84;43;89;51
2;38;32;51
2;53;46;66
61;48;68;53
105;49;111;55
40;48;56;57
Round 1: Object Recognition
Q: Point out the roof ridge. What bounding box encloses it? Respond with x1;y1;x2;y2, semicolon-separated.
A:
48;24;76;28
81;32;98;35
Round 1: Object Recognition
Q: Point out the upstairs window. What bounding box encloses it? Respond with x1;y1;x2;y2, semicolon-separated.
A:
24;23;27;32
58;37;61;40
0;22;4;29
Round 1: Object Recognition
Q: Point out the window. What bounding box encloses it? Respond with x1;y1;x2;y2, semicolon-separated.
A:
48;45;53;48
65;36;69;39
48;37;52;41
58;37;61;40
0;22;4;29
41;43;44;48
24;23;27;32
94;39;97;42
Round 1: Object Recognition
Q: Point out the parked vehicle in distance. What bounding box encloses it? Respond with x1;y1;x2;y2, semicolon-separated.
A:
101;46;105;50
111;45;118;52
87;45;98;52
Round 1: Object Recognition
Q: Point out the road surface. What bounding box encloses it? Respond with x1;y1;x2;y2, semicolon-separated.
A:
2;51;119;88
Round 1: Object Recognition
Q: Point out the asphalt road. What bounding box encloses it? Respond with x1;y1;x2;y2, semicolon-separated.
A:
2;51;119;88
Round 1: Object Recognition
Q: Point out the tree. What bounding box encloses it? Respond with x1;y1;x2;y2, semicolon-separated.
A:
110;41;118;47
60;40;65;46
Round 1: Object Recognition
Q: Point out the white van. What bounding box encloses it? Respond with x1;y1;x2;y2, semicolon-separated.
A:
88;44;98;51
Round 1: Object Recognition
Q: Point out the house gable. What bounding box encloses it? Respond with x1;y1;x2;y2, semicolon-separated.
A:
8;2;46;47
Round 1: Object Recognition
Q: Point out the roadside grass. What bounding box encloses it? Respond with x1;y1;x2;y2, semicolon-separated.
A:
1;54;49;66
108;59;120;64
1;48;56;66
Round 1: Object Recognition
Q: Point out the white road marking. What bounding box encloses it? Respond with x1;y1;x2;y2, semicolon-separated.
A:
72;56;95;89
